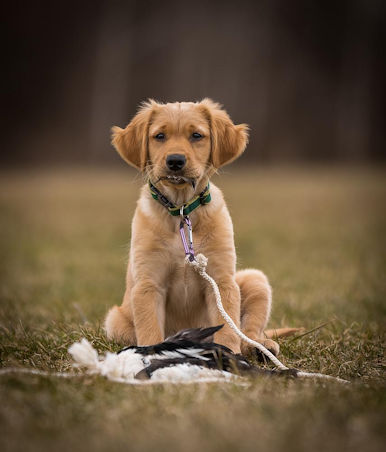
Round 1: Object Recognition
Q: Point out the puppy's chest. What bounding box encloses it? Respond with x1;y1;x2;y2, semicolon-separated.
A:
166;229;207;304
168;224;208;260
167;264;203;304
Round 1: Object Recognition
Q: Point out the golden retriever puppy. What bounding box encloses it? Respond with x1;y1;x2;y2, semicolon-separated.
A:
105;99;280;355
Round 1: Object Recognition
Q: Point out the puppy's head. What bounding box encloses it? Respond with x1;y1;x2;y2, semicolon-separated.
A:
112;99;248;190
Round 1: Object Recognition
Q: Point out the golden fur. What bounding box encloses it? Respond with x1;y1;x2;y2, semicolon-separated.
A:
105;99;288;355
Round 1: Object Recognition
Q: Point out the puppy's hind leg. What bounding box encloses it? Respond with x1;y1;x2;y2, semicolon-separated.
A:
236;269;279;357
105;305;136;345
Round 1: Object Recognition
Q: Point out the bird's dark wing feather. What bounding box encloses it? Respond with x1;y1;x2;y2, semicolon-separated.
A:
164;325;224;344
117;325;225;355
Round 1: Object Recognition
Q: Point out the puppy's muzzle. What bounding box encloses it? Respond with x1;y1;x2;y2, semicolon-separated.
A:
166;154;186;172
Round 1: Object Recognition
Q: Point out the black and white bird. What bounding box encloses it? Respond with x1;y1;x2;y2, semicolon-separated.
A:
69;325;297;383
118;325;297;380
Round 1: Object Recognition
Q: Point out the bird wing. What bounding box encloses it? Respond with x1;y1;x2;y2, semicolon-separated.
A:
164;325;224;344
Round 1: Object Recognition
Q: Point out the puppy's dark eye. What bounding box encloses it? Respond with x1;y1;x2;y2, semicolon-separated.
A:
191;132;203;140
154;133;165;140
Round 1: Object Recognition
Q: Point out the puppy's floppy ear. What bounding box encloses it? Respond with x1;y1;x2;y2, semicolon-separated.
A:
111;100;157;170
199;98;249;168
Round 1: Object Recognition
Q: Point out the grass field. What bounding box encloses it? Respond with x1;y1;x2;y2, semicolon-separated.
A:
0;166;385;452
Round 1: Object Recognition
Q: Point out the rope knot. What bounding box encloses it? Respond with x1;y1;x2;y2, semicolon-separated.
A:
185;253;208;274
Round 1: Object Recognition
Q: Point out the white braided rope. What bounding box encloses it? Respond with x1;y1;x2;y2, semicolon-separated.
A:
187;253;349;384
296;371;349;383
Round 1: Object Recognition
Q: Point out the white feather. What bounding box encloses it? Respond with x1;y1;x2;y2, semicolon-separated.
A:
152;364;233;382
68;339;99;370
175;348;209;360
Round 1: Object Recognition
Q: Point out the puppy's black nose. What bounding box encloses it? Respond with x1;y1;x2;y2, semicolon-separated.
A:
166;154;186;172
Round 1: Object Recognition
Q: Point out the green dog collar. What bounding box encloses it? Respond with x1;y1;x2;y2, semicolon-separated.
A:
149;181;211;217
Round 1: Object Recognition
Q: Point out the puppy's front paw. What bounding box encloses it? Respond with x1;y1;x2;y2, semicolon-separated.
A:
258;338;280;357
241;338;280;360
215;332;241;354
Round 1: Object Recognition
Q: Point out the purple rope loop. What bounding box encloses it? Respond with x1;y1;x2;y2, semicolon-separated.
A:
179;215;195;262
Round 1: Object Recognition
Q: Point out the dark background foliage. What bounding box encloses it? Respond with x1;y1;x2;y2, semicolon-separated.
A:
3;0;385;166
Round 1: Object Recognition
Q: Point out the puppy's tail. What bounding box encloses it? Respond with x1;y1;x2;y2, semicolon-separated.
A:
264;327;304;339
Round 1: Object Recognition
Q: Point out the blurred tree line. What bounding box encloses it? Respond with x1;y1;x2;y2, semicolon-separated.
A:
3;0;385;166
